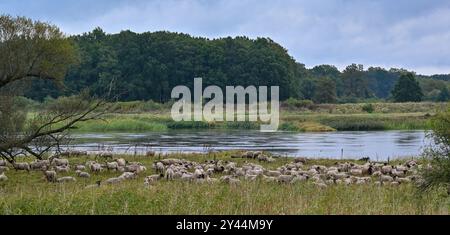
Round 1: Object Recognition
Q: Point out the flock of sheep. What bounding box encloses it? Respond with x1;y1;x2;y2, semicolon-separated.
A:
0;151;425;188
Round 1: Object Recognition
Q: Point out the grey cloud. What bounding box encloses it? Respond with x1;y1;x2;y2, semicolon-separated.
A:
1;0;449;75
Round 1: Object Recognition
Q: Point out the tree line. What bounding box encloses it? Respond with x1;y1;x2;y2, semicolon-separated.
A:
26;28;450;103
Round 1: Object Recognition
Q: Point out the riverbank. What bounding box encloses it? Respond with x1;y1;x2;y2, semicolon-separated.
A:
0;152;448;215
69;111;437;133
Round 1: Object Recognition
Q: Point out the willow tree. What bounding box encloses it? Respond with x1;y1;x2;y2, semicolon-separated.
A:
0;15;107;163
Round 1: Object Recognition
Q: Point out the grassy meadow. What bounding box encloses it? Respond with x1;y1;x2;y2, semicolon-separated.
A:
1;152;449;215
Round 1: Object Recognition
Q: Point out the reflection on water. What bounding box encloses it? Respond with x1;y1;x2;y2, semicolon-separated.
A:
66;130;432;160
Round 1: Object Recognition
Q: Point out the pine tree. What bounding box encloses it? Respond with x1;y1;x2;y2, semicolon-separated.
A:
392;73;423;102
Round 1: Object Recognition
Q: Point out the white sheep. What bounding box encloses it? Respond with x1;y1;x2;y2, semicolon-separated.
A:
181;172;194;181
115;158;126;167
75;165;86;171
165;167;175;180
277;174;293;183
105;177;124;184
30;160;50;170
56;176;76;183
55;165;70;173
44;170;57;182
396;177;411;184
0;172;8;182
75;170;91;178
313;181;328;188
144;174;163;185
154;162;165;174
0;166;9;174
350;168;363;176
106;162;119;171
391;169;405;177
0;160;7;166
262;175;277;183
381;165;392;174
380;175;394;182
13;162;30;172
244;174;258;181
90;163;103;173
291;175;308;183
264;170;281;177
52;158;69;166
119;172;137;180
85;181;102;189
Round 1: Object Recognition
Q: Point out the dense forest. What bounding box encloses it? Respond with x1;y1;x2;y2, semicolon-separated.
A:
26;28;450;103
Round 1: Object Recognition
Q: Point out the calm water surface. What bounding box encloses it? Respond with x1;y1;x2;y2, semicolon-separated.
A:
65;130;431;160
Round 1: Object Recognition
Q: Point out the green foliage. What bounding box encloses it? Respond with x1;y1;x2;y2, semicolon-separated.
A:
362;103;374;113
392;73;424;102
23;27;450;104
313;77;337;104
437;87;450;102
283;98;315;109
420;105;450;191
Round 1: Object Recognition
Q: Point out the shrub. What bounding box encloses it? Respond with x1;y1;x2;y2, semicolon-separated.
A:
420;105;450;192
362;103;374;113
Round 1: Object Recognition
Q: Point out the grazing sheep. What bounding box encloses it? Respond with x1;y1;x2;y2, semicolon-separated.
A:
0;166;9;174
372;171;383;177
262;175;277;183
391;169;406;177
0;172;8;182
380;175;394;182
350;168;363;176
75;165;86;171
313;182;328;188
154;162;165;174
30;160;50;170
115;158;126;167
244;174;258;181
144;174;163;186
85;180;101;189
180;172;194;181
13;162;30;172
145;151;156;157
51;158;69;166
106;162;119;171
90;163;102;173
193;168;205;179
44;170;57;182
105;177;124;185
291;175;308;183
396;177;411;184
75;170;90;178
56;176;76;183
381;165;393;174
294;157;307;164
55;166;70;173
119;172;137;180
227;178;241;185
97;152;113;160
277;175;293;183
165;167;175;180
265;170;281;177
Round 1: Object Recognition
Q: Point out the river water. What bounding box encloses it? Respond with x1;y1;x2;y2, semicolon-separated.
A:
65;130;432;160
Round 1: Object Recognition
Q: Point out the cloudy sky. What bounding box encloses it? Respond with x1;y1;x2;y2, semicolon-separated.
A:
1;0;449;75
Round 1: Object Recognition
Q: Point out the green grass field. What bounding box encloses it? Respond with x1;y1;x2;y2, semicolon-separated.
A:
1;152;449;215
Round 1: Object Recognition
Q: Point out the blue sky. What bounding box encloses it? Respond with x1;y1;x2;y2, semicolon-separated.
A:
1;0;450;75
